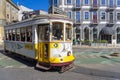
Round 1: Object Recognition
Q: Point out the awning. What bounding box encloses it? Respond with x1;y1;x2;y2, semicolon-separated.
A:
100;27;115;35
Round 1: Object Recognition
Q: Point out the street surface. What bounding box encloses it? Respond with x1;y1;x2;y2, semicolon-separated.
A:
0;45;120;80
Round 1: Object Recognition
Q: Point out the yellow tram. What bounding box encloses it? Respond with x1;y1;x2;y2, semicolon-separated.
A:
4;14;75;72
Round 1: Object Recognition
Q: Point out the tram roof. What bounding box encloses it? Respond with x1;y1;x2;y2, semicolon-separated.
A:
5;14;73;28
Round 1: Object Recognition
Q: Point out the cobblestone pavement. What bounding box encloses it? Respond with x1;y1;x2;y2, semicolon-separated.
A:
0;51;27;68
0;50;35;69
1;46;120;79
73;48;120;79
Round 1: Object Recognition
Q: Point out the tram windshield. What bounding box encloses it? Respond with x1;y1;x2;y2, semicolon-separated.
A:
66;24;72;41
52;23;72;41
52;23;63;40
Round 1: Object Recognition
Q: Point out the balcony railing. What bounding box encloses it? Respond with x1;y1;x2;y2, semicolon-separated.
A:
90;19;98;25
72;4;81;11
106;5;116;12
108;20;114;24
74;20;81;24
73;20;117;25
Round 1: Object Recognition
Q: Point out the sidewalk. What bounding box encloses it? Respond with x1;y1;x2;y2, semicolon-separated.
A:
73;44;120;49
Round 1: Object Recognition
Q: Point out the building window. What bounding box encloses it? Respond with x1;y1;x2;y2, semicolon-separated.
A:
67;0;72;5
117;27;120;43
75;27;81;41
76;11;80;22
93;0;97;7
100;11;106;20
109;0;114;7
54;0;58;6
117;0;120;6
6;3;9;8
84;0;88;5
93;12;97;23
7;14;9;19
93;28;97;41
76;0;80;7
117;13;120;20
100;0;106;6
68;11;72;19
109;12;113;23
84;12;89;20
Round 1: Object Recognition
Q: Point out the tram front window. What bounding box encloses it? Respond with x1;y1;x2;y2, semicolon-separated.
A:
52;23;63;40
66;24;72;41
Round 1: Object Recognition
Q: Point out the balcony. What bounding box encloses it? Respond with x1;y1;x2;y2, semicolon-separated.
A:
74;20;81;25
90;4;98;11
90;20;98;26
108;20;114;24
105;20;114;27
106;5;115;12
72;4;81;11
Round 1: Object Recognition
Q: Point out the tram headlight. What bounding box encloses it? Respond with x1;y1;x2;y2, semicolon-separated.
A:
67;51;71;56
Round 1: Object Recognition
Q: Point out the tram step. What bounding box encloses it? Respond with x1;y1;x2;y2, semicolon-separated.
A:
36;62;51;70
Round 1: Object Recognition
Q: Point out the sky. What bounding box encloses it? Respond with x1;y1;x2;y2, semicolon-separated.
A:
12;0;49;11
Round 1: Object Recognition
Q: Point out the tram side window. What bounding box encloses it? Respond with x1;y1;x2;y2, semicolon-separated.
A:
66;24;72;41
26;26;32;42
12;29;16;41
39;25;50;41
5;30;9;40
20;27;26;42
52;23;63;40
8;30;12;41
16;28;20;41
44;26;50;41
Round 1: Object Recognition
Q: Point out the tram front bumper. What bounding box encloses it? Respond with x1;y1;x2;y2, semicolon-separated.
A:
50;55;75;66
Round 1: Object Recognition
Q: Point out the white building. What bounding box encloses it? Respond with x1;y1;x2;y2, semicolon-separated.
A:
18;5;33;21
49;0;120;45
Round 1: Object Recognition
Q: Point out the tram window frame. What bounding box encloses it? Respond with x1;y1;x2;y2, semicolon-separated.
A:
65;24;72;41
16;28;21;41
26;26;32;42
52;23;64;41
20;27;26;42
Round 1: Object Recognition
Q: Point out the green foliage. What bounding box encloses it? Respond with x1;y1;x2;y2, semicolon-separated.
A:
93;40;107;43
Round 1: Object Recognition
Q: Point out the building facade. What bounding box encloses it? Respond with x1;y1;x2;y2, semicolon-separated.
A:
49;0;120;45
0;0;19;44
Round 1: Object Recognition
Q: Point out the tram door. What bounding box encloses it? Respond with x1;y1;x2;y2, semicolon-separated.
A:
38;25;49;62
